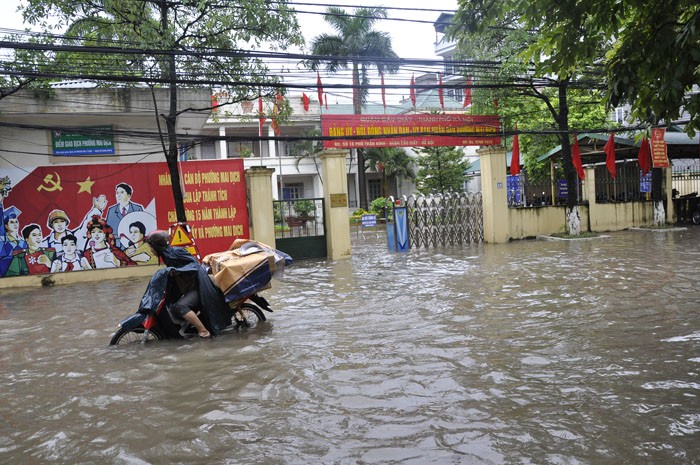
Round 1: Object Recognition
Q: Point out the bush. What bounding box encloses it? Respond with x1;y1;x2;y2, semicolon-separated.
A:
369;197;393;217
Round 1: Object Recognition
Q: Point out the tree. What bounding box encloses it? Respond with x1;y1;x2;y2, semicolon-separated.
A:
292;127;324;183
603;2;700;134
364;147;415;199
414;146;470;195
309;7;399;210
20;0;302;223
450;1;610;233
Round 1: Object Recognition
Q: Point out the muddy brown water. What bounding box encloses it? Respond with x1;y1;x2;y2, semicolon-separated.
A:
1;229;700;464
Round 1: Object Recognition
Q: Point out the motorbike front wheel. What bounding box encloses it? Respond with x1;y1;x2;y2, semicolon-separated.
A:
692;210;700;225
234;303;265;329
110;326;163;346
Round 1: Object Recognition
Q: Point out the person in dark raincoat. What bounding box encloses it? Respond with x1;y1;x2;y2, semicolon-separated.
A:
140;231;230;337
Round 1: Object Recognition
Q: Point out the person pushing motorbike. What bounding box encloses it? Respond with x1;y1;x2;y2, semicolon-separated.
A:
141;231;231;338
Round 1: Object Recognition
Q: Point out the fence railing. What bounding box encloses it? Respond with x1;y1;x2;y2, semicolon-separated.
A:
273;198;325;238
507;173;583;207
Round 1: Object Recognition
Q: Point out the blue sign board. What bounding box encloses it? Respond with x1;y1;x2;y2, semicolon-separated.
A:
361;214;377;227
394;206;409;252
640;171;652;193
558;179;568;198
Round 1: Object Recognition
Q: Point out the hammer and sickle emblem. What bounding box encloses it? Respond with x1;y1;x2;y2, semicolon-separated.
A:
37;172;63;192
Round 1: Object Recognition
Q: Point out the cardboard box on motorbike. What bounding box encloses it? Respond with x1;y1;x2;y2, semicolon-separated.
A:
202;239;287;304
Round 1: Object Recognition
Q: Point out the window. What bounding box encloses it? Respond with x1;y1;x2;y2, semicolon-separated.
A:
282;182;303;200
368;179;381;201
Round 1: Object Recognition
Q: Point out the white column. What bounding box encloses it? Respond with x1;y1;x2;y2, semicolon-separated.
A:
267;125;276;158
218;126;227;159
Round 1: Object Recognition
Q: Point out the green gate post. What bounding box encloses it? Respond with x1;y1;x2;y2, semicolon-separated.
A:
245;166;276;248
320;150;352;260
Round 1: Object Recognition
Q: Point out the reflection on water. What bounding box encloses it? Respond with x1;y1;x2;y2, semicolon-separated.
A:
2;229;700;464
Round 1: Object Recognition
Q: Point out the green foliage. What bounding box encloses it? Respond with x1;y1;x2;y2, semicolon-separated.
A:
605;1;700;135
308;7;399;106
364;147;415;198
449;1;610;207
293;200;315;217
369;197;393;217
19;0;302;222
414;146;470;195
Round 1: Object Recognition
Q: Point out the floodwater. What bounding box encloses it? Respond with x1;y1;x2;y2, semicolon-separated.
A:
2;228;700;465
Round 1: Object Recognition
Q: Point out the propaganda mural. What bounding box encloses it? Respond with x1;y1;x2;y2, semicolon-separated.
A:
0;159;249;278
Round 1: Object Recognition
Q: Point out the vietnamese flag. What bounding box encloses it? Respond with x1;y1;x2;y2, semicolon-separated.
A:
410;74;416;107
638;136;652;175
438;73;444;111
463;77;472;108
316;72;323;106
302;93;310;111
571;134;585;180
510;125;520;176
604;132;617;178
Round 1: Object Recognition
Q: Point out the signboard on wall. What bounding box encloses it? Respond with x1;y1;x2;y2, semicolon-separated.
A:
321;114;501;149
650;128;669;168
0;159;249;278
51;126;116;156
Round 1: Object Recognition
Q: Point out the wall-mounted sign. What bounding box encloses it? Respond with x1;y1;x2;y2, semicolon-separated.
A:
650;128;669;168
330;193;347;208
51;126;115;156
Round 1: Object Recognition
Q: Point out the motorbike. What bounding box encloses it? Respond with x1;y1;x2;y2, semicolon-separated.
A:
109;292;273;345
109;239;291;346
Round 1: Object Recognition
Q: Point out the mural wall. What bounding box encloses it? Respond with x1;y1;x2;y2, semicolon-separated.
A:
0;159;249;277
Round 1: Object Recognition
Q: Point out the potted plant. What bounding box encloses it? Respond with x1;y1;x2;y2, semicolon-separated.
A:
293;199;316;225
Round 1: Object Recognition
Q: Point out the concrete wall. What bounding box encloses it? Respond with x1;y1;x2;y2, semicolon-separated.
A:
0;88;211;172
508;205;584;238
481;146;670;241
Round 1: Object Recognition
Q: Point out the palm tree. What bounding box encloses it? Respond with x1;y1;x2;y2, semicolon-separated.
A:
364;147;416;199
309;7;399;210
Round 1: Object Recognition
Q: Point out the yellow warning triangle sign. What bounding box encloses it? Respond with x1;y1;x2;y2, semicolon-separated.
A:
170;224;194;247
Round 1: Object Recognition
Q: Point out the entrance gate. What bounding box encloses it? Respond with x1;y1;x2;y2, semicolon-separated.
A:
274;198;327;260
402;193;483;248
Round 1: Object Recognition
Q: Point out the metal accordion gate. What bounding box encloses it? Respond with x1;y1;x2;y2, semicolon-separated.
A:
400;193;484;248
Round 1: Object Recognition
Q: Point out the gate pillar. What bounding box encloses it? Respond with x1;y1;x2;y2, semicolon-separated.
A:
320;150;352;260
478;146;510;243
245;166;276;248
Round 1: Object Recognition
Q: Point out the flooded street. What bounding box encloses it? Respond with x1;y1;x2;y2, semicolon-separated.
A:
2;228;700;464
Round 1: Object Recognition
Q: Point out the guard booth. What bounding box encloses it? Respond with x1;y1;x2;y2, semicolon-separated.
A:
273;198;327;260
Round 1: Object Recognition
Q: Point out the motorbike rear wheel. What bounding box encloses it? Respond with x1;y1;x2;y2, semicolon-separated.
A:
110;326;163;346
234;303;265;329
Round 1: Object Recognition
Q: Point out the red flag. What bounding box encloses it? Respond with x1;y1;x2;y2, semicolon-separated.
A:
638;136;652;175
324;93;328;109
410;74;416;107
301;93;310;111
317;72;323;105
571;134;585;180
380;71;386;111
438;73;444;111
257;95;265;138
493;97;498;109
510;125;520;176
463;77;472;108
604;132;617;178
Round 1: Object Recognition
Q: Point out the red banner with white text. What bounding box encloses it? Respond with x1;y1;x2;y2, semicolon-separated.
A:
321;114;501;148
